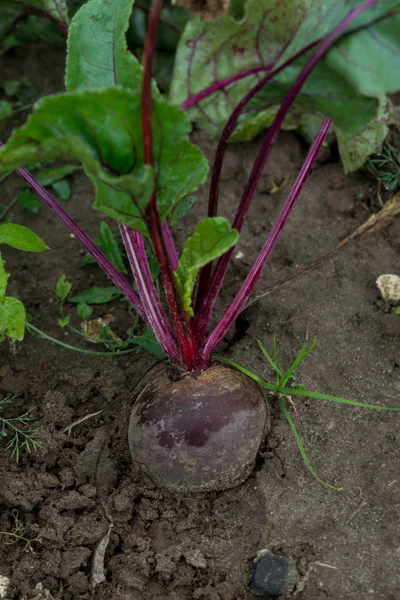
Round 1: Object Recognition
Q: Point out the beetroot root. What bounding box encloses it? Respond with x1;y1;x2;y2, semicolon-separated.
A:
128;362;268;492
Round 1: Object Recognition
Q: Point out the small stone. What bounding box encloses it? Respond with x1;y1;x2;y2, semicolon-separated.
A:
250;551;291;597
0;574;10;599
79;484;97;499
59;467;75;488
376;274;400;302
184;548;207;569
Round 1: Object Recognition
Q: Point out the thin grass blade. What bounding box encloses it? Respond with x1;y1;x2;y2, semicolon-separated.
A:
278;338;316;389
213;353;277;391
279;398;343;492
280;387;400;411
258;339;282;377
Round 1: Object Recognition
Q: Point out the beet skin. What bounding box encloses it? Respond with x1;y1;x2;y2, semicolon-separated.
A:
128;362;268;492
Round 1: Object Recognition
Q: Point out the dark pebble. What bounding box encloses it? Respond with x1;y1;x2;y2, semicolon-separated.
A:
250;552;290;597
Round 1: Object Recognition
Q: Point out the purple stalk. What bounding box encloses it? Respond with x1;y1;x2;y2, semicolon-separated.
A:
161;221;179;271
193;40;320;311
119;225;179;360
193;0;377;345
203;117;331;360
7;157;146;319
181;65;275;110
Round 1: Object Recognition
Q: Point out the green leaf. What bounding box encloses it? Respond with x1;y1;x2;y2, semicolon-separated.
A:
35;164;81;186
336;97;390;173
57;314;70;328
0;87;208;235
24;0;69;26
51;179;71;200
0;2;66;54
55;275;71;300
17;189;40;214
66;0;141;91
77;302;93;319
171;1;400;169
0;254;10;302
127;325;165;358
68;286;123;304
395;306;400;315
175;217;239;316
0;223;48;252
167;195;196;226
98;221;127;273
0;296;26;341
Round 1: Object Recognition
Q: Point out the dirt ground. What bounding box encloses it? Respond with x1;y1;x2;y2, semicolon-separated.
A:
0;45;399;600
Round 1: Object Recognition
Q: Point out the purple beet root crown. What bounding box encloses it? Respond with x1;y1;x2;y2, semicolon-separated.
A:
128;363;268;492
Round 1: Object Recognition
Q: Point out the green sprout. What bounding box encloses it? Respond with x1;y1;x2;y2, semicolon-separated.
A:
0;395;41;462
216;334;400;492
366;144;400;192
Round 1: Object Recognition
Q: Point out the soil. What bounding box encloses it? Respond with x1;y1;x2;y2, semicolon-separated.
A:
1;44;399;600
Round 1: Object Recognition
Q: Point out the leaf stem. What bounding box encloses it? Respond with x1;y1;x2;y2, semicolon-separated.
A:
26;322;140;356
181;64;276;110
193;0;378;347
119;224;179;361
0;149;146;320
203;117;331;359
142;0;205;371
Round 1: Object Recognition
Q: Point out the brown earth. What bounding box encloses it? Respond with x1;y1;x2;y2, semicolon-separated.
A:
0;44;399;600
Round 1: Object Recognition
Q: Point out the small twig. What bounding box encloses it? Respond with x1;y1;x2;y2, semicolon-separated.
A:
314;561;338;570
246;192;400;309
345;499;368;525
62;410;103;436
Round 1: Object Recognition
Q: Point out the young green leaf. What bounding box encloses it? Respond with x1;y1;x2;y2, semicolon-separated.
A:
55;275;71;300
0;88;208;235
57;314;70;328
17;189;40;214
99;221;127;274
176;217;239;316
0;296;26;341
51;179;70;201
77;302;93;319
0;254;10;302
68;286;123;305
0;223;48;252
127;325;165;358
66;0;141;91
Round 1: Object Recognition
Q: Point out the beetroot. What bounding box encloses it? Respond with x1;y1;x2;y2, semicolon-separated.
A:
128;363;268;492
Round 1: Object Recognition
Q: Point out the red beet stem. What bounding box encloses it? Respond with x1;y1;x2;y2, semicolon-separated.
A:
192;0;378;347
204;117;331;359
142;0;205;371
